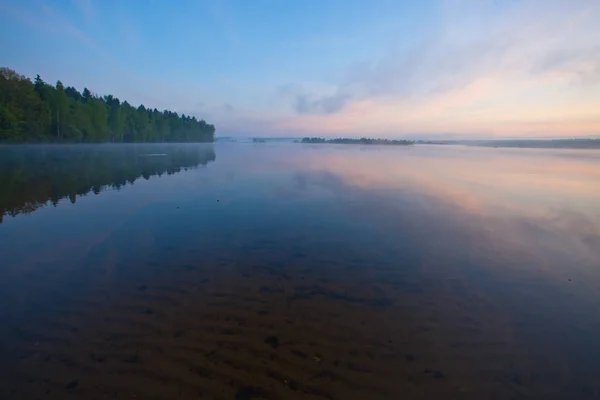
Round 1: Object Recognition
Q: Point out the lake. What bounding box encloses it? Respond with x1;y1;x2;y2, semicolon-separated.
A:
1;143;599;399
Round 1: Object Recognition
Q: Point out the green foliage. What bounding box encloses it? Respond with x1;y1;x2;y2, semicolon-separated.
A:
0;67;215;143
0;68;51;141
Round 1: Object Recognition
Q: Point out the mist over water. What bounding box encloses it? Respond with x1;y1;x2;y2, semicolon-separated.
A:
1;143;599;399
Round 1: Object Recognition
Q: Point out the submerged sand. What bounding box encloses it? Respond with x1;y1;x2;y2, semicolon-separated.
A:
1;245;594;400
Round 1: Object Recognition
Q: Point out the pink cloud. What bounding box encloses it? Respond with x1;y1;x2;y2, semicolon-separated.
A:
260;0;600;138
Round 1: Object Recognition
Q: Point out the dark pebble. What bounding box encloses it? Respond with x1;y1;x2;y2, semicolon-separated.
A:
90;352;105;363
235;386;258;400
423;368;445;378
264;335;279;349
122;350;139;363
65;379;78;390
205;350;216;357
287;380;298;390
217;199;220;202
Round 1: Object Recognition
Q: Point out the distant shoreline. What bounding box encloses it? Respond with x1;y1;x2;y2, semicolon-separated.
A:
217;137;600;149
415;139;600;150
298;137;413;145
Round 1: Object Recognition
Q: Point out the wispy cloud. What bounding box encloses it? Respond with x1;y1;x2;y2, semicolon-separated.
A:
3;0;94;47
294;93;351;115
118;14;142;50
271;0;600;137
70;0;95;24
350;1;596;102
2;1;205;113
4;0;599;138
209;0;240;48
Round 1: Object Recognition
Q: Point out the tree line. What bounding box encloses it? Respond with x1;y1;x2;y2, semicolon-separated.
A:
300;137;413;145
0;67;215;143
0;144;216;223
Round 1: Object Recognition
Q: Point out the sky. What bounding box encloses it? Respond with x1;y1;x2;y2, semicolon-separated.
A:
1;0;599;139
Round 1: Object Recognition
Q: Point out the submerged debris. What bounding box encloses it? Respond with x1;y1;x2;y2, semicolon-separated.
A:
264;335;279;349
424;369;446;379
65;379;78;390
235;386;266;400
122;349;140;363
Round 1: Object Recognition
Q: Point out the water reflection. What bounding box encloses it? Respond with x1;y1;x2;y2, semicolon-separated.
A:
293;146;599;256
287;146;600;313
0;144;216;223
1;143;600;399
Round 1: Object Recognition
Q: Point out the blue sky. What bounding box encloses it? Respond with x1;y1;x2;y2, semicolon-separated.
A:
1;0;599;138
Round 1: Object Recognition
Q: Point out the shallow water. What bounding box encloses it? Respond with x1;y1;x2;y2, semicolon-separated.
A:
1;143;599;399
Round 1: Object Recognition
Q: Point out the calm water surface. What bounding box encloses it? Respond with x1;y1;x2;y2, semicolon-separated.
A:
0;143;599;399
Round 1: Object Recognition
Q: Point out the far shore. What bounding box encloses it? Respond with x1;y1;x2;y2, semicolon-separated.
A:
298;137;413;145
415;138;600;149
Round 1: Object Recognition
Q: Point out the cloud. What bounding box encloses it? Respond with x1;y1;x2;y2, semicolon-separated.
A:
70;0;95;23
266;0;600;137
2;0;109;60
16;0;96;47
341;0;599;100
276;83;351;115
295;93;351;115
178;101;278;136
7;0;598;138
532;45;600;87
208;0;240;48
119;15;142;50
196;0;600;139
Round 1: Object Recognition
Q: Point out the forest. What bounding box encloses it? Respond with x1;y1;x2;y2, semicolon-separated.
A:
0;67;215;143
